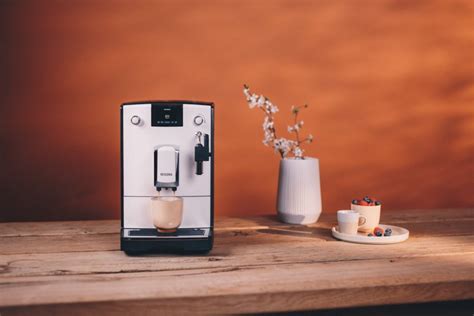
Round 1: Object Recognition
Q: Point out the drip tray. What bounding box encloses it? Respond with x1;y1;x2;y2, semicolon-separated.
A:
123;228;210;239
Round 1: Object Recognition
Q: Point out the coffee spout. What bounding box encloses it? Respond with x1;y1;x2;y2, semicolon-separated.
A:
154;145;179;190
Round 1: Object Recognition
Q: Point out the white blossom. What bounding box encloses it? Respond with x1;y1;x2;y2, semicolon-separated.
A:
273;138;298;157
288;124;300;133
263;116;274;130
263;129;274;146
257;95;266;107
293;147;304;158
243;86;250;98
243;86;260;109
261;116;275;146
268;104;278;114
249;94;259;108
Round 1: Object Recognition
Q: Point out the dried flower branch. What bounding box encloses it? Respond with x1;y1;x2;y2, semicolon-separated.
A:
243;84;314;159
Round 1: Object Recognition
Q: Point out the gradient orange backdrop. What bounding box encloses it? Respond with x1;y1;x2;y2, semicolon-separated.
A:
1;0;473;222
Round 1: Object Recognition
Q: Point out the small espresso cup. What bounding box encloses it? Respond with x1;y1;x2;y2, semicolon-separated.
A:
351;203;381;233
337;210;367;235
150;196;183;232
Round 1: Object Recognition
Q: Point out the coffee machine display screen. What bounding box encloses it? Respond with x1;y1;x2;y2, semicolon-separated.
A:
151;104;183;127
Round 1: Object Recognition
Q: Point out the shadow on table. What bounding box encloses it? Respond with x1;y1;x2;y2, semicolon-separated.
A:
256;226;334;241
217;213;335;229
246;214;335;241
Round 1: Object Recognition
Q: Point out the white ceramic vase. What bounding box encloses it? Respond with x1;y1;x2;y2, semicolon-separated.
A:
277;157;322;224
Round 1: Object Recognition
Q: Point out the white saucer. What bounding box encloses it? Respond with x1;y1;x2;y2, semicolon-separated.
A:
331;224;409;245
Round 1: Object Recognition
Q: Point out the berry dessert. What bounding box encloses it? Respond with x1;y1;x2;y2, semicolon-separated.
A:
352;196;382;206
351;195;382;233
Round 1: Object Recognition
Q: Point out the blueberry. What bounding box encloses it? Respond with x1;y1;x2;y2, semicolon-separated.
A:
384;228;392;236
368;233;373;237
363;196;372;203
352;199;358;205
375;201;381;205
375;231;383;237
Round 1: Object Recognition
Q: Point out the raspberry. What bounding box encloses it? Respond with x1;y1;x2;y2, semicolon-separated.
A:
374;227;384;237
359;200;369;206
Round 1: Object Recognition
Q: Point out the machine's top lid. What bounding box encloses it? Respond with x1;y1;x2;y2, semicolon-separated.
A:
121;100;214;108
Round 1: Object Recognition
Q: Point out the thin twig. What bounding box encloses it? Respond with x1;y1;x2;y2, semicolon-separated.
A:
293;107;301;145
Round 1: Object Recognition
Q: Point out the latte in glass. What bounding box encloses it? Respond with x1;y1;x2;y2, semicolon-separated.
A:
150;196;183;232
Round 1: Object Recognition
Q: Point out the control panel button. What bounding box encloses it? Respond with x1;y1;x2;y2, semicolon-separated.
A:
131;115;141;125
193;115;204;126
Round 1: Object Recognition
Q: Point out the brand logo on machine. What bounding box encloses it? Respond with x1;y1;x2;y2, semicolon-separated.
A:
160;173;173;176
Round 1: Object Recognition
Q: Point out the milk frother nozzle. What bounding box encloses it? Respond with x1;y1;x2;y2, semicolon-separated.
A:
194;132;211;175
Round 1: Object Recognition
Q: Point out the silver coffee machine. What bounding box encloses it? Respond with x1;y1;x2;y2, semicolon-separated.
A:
120;101;214;254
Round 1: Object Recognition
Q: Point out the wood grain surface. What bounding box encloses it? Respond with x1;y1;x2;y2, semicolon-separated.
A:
0;209;473;315
1;0;474;222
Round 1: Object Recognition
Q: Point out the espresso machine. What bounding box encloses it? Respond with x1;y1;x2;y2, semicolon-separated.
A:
120;101;214;253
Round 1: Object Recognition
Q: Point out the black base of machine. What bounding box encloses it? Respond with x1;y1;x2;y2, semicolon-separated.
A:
120;230;213;255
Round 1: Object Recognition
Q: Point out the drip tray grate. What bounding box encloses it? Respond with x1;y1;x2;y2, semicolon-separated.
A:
124;228;209;239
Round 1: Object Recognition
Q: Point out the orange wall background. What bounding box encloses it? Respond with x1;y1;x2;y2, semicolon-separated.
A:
1;0;473;222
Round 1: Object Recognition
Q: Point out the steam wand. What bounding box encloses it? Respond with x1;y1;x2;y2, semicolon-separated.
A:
194;132;210;175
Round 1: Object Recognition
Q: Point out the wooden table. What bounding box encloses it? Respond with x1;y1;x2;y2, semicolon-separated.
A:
0;209;473;315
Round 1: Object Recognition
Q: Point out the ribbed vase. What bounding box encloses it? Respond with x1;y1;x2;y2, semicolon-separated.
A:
277;157;322;224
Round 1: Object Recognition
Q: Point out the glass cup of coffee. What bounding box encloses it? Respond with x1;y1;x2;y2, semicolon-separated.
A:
337;210;367;235
150;196;183;233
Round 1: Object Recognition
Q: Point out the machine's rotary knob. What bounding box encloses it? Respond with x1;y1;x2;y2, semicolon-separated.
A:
131;115;141;125
193;115;204;126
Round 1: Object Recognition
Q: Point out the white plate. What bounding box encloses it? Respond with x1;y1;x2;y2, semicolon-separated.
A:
331;224;409;245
